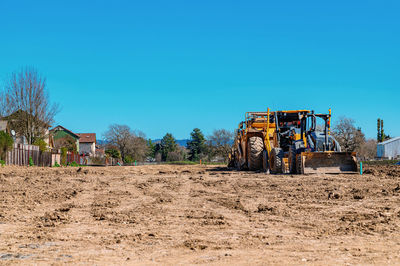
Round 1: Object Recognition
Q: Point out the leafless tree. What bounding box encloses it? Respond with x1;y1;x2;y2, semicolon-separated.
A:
104;124;133;160
54;135;78;153
103;124;148;161
165;145;188;162
357;139;377;160
155;152;162;162
0;67;59;144
207;129;234;162
332;117;365;152
129;135;148;161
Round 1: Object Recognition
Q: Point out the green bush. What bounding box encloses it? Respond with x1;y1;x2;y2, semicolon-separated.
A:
53;161;60;167
33;138;48;152
0;160;5;166
105;149;121;159
61;147;67;166
29;156;34;166
124;155;134;164
0;131;13;160
68;161;79;167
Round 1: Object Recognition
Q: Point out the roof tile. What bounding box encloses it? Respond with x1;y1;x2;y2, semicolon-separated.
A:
77;133;96;143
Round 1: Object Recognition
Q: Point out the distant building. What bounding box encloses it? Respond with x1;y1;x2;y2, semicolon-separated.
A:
377;137;400;159
77;133;96;156
1;110;52;146
50;125;80;152
95;145;105;157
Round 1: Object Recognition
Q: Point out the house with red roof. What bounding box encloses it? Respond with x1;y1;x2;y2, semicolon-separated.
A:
77;133;96;156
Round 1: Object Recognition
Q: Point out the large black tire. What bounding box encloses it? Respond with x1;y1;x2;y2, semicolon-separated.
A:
296;154;304;174
262;150;268;173
270;148;284;174
288;145;297;174
247;136;263;171
228;153;235;168
235;156;243;170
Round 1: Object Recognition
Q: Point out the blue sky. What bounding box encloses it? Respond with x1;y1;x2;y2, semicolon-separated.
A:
0;0;398;139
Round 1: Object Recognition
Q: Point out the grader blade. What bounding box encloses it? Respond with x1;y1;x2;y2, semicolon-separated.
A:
302;152;358;174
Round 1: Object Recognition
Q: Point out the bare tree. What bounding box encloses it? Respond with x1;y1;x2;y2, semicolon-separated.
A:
207;129;234;162
103;124;148;162
0;67;59;144
165;145;188;162
129;134;148;161
357;139;377;160
332;117;365;152
104;124;133;160
54;135;78;153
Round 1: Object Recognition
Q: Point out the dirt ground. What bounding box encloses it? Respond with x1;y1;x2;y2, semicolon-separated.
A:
0;164;400;265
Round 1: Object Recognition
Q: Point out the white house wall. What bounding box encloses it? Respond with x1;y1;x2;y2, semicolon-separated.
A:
377;138;400;159
79;142;96;156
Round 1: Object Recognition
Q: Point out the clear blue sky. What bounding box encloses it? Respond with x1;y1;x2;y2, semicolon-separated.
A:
0;0;398;140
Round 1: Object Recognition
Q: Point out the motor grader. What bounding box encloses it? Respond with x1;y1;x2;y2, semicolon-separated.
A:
228;109;358;174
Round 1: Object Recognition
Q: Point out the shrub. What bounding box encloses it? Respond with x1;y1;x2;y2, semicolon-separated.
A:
61;147;67;166
124;155;134;164
89;156;105;165
0;131;13;160
0;160;5;166
105;149;121;159
53;161;60;167
29;156;34;166
33;138;48;152
68;161;79;167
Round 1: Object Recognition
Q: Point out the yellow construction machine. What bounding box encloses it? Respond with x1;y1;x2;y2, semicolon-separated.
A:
228;109;358;174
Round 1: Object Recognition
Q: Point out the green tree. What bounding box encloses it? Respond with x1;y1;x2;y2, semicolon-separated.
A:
147;139;156;158
187;128;206;161
105;148;121;159
160;133;177;161
0;131;13;160
377;118;391;142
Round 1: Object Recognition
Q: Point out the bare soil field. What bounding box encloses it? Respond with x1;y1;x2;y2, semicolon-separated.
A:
1;164;400;265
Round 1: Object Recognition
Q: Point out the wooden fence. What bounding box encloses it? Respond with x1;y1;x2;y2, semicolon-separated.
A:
65;152;84;165
5;144;119;167
5;144;55;167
